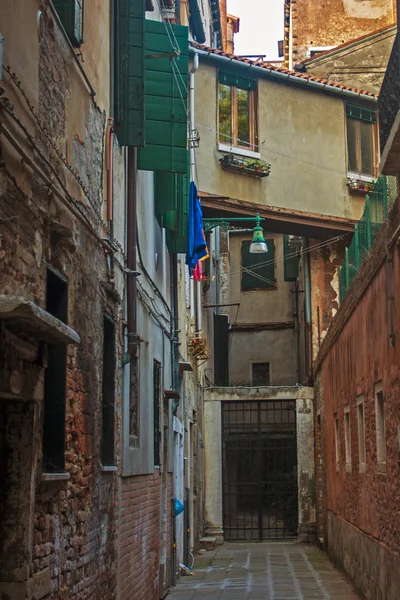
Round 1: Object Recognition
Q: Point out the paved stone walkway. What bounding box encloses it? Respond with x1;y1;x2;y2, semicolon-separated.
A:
168;543;361;599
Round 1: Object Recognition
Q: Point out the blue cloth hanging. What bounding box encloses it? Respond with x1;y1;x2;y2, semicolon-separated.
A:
186;181;207;274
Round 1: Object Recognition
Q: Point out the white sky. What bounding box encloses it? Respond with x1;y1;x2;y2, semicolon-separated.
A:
227;0;284;60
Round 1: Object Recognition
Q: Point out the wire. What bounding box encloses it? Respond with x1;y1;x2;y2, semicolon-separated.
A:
228;235;346;279
193;119;352;177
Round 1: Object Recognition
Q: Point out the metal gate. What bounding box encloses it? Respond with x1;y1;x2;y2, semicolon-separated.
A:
222;400;298;541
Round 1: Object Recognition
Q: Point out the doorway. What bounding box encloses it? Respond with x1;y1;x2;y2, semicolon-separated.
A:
222;400;298;541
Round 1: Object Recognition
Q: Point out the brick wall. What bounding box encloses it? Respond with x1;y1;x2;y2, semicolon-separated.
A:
120;473;168;600
315;197;400;598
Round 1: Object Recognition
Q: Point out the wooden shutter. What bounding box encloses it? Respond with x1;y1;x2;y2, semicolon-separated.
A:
138;19;189;173
214;313;229;386
241;239;275;290
283;235;300;282
155;152;190;253
114;0;145;146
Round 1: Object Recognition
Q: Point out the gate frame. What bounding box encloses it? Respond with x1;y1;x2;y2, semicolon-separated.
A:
203;386;316;543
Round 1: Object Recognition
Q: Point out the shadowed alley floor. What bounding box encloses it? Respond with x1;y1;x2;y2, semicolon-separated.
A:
168;543;361;599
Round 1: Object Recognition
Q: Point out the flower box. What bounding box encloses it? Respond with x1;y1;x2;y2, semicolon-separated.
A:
219;154;271;178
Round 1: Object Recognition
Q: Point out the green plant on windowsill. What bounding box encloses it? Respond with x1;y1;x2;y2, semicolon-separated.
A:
219;154;271;176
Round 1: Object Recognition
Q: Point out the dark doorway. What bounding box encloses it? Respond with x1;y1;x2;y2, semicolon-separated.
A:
222;400;298;541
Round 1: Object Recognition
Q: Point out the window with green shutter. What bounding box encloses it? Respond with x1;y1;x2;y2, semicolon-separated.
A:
241;239;275;290
113;0;146;147
283;235;300;282
155;152;190;253
52;0;84;47
138;19;189;173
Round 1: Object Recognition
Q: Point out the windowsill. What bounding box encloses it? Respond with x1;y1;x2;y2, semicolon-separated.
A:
377;462;387;474
41;472;70;482
347;172;376;183
101;465;118;472
241;286;277;292
218;143;260;160
359;463;366;473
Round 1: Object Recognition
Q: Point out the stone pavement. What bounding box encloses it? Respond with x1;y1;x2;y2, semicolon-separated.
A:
168;542;361;599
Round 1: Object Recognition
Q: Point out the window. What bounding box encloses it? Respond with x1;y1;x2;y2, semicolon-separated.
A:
346;103;377;177
218;71;258;151
53;0;84;47
375;382;386;470
101;316;116;467
283;235;301;282
153;360;162;466
334;412;339;471
241;239;275;290
357;395;366;471
344;404;351;470
43;268;68;473
252;363;270;386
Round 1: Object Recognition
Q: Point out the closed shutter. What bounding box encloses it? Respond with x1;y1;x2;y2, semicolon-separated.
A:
214;313;229;386
155;152;190;253
283;235;300;282
53;0;84;46
138;19;189;173
241;239;275;289
114;0;145;146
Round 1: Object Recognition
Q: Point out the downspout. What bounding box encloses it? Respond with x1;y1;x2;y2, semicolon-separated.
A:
303;238;313;386
190;51;201;331
215;226;220;315
106;118;115;282
127;148;139;360
171;255;180;390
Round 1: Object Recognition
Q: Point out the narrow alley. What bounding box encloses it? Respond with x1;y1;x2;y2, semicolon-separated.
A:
168;543;361;600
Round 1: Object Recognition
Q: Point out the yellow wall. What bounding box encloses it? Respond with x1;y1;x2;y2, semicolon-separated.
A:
194;60;367;221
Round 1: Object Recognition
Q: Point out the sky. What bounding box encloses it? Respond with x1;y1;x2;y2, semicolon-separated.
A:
227;0;284;60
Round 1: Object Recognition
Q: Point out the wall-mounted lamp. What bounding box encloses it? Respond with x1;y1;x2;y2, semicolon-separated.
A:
203;213;268;254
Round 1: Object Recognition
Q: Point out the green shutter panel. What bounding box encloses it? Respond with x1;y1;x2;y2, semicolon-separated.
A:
114;0;145;146
53;0;84;46
138;20;189;173
283;235;300;282
155;152;190;253
214;313;229;386
241;240;275;289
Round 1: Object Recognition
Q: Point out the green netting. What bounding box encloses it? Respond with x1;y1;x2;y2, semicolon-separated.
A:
339;175;398;302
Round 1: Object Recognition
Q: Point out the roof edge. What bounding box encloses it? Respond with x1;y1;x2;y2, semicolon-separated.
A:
189;43;378;100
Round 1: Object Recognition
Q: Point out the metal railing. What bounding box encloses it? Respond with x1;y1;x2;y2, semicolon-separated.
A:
339;175;398;301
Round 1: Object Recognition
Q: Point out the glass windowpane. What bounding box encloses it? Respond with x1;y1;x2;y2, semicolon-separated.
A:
237;88;250;147
218;83;232;144
347;117;358;173
360;120;374;176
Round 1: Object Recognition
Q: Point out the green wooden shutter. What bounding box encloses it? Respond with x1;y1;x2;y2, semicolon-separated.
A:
114;0;145;146
138;20;189;173
53;0;84;47
241;240;275;290
283;235;300;282
214;313;229;386
155;152;190;253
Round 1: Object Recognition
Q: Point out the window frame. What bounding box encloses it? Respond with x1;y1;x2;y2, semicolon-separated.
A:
217;78;259;153
344;403;351;472
241;238;276;291
251;362;271;387
357;395;366;472
375;381;386;472
52;0;84;47
345;103;379;179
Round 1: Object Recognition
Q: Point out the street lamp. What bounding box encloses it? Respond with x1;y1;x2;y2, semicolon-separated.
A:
203;213;268;254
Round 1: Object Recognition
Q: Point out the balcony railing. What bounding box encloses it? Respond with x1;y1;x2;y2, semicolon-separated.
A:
379;32;400;156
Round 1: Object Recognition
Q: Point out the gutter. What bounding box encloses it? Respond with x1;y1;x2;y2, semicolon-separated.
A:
189;46;377;103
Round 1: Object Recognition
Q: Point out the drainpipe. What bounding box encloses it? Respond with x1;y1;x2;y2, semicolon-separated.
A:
215;226;220;315
106;117;115;282
127;148;139;359
190;51;201;331
303;238;313;386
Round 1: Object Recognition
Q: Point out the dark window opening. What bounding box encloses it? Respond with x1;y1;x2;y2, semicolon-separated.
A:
53;0;84;47
346;104;377;177
43;268;68;473
241;239;275;290
252;363;270;386
101;316;116;466
153;360;162;466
